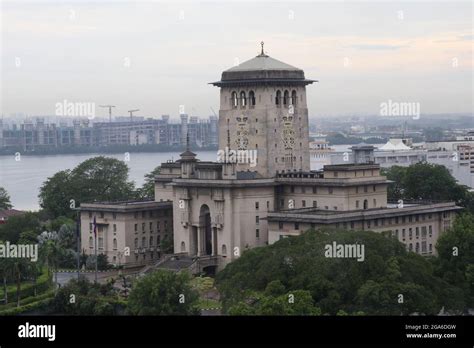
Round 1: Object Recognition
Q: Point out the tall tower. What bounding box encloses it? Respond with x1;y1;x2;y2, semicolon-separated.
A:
211;43;316;177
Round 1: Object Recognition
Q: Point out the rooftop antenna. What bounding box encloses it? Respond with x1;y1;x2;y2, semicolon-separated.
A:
128;109;140;122
99;105;116;123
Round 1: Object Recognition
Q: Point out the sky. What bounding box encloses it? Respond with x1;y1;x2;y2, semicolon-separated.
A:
1;0;473;121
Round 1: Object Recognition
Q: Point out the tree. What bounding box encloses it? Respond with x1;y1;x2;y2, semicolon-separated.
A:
435;213;474;309
51;277;122;315
138;166;161;199
38;231;61;287
216;229;465;315
0;212;41;243
381;166;407;201
128;270;200;315
0;256;14;304
0;187;12;210
39;157;137;218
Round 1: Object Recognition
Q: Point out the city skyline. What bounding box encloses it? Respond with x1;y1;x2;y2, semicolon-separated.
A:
2;1;472;117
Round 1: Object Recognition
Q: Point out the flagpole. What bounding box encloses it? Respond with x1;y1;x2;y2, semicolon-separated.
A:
93;216;98;283
76;214;80;281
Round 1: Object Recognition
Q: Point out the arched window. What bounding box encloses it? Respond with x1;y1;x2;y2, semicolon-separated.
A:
113;238;117;250
283;90;289;105
181;241;186;252
240;91;246;107
89;237;93;248
363;199;368;210
291;90;297;105
222;244;227;255
231;91;238;108
248;91;256;107
275;90;282;106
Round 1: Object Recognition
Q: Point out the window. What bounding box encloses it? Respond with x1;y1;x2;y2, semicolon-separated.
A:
157;221;161;232
256;216;260;225
150;236;153;246
88;212;92;218
416;227;419;238
373;185;376;192
249;91;256;107
142;211;146;218
275;90;282;106
149;222;153;232
313;201;317;207
356;200;359;209
302;200;306;208
291;90;297;105
99;212;104;218
363;200;368;210
415;242;420;253
255;202;259;210
409;243;413;251
291;186;295;193
402;229;406;239
98;237;104;249
134;224;138;232
373;199;377;207
267;201;270;209
89;237;93;248
356;187;359;194
328;187;333;194
113;224;117;232
279;222;284;230
367;220;371;228
231;91;238;108
374;219;379;227
181;241;186;252
283;90;289;105
142;237;146;248
350;222;355;229
113;238;117;250
294;223;299;230
240;91;246;107
256;229;260;238
89;223;93;231
409;228;412;239
142;223;145;232
222;244;227;255
313;186;317;194
428;225;432;237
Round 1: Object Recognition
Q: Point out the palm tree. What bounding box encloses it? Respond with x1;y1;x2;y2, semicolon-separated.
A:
39;232;61;289
0;257;14;305
12;258;30;307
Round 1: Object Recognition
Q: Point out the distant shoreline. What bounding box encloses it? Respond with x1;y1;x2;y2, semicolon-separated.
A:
0;144;218;157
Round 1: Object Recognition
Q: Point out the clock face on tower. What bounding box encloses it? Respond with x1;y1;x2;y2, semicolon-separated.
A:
281;115;295;150
235;116;249;150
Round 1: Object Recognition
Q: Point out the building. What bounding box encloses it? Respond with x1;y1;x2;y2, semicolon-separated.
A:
79;46;462;271
0;115;218;151
79;201;173;268
0;209;26;224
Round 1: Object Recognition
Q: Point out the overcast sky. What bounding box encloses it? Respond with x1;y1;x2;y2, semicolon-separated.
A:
1;0;472;120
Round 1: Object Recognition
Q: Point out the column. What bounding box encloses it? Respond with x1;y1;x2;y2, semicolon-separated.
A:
197;226;202;256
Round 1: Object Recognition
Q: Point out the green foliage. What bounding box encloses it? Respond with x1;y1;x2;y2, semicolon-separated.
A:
0;212;41;243
39;156;137;218
138;166;161;199
383;162;470;205
127;270;200;315
0;297;53;315
434;213;474;309
217;229;465;315
0;187;12;210
0;268;51;302
51;277;122;315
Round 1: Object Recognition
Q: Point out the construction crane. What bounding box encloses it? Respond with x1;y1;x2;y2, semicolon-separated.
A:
128;109;140;122
99;105;116;123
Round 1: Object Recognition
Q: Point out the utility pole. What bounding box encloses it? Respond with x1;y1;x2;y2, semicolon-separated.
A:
99;105;116;123
128;109;139;122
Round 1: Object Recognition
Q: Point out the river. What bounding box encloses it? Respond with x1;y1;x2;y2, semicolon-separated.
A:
0;151;217;211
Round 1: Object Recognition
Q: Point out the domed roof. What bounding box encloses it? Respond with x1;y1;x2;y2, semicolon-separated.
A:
210;43;316;87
